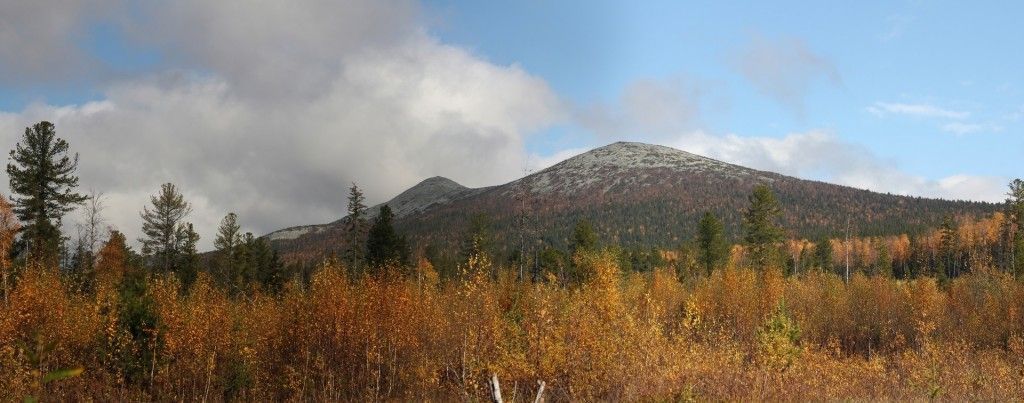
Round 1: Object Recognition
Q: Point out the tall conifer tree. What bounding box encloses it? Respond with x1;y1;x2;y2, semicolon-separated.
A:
743;185;784;271
343;183;368;272
366;205;407;269
7;121;87;264
139;183;192;274
697;212;729;275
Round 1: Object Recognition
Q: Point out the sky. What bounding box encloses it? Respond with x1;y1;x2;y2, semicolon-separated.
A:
0;0;1021;250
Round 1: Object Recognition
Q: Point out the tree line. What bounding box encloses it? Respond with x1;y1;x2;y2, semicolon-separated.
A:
1;120;1022;304
0;122;287;298
0;121;417;300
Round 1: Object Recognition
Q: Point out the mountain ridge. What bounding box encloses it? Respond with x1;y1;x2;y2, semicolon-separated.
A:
266;141;998;262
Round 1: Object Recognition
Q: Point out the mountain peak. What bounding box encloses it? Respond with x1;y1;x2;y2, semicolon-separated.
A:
415;176;465;189
517;141;771;195
553;141;715;170
366;175;475;219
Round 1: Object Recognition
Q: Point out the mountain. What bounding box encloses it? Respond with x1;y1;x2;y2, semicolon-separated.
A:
266;141;999;263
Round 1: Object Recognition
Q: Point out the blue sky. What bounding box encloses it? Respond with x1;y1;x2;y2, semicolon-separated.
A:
425;0;1022;179
0;0;1020;246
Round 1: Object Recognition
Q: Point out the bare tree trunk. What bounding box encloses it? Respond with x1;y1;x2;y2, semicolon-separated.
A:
534;380;546;403
490;373;503;403
845;217;851;283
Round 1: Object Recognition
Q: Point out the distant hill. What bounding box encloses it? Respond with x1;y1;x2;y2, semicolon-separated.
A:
266;142;999;262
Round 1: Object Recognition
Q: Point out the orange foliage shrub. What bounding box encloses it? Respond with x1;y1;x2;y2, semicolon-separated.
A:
2;250;1024;400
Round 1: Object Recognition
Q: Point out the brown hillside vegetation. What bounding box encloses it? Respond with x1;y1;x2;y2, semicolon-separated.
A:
3;249;1024;401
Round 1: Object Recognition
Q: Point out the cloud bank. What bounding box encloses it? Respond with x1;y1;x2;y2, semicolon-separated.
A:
0;0;564;249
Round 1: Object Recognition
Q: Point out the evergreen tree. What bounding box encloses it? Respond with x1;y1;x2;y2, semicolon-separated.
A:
813;237;833;273
116;251;159;384
570;219;598;255
237;232;257;289
696;212;729;275
178;223;200;291
343;183;368;272
366;205;407;269
6;121;88;264
461;213;492;262
247;235;285;293
214;212;243;292
536;246;567;281
743;185;785;271
939;216;957;278
876;243;893;277
139;183;192;274
1007;179;1024;278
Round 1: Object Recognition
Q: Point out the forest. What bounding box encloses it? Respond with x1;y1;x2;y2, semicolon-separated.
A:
2;121;1024;400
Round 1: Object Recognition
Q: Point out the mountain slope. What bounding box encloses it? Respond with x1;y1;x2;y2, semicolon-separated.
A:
267;142;999;262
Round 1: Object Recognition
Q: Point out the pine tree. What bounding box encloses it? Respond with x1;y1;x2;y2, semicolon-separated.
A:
743;185;785;271
139;183;192;274
6;121;88;264
343;183;368;272
696;212;729;275
214;212;242;292
366;205;407;270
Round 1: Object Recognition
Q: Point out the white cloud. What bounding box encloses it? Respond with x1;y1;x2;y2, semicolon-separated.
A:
577;77;707;140
940;122;1003;135
665;130;1007;202
0;1;564;250
880;15;915;42
526;147;589;172
867;101;970;119
732;35;841;114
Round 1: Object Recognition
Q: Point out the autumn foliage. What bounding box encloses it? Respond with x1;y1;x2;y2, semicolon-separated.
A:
3;242;1024;401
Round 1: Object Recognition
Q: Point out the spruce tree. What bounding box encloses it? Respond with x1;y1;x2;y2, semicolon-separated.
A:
139;183;192;274
876;243;893;277
7;121;88;264
214;212;242;292
343;183;368;272
247;236;285;293
366;205;407;269
743;185;784;271
178;223;200;291
813;237;833;273
696;212;729;275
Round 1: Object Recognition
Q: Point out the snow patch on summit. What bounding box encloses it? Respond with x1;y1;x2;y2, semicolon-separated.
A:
515;142;774;194
366;176;482;219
